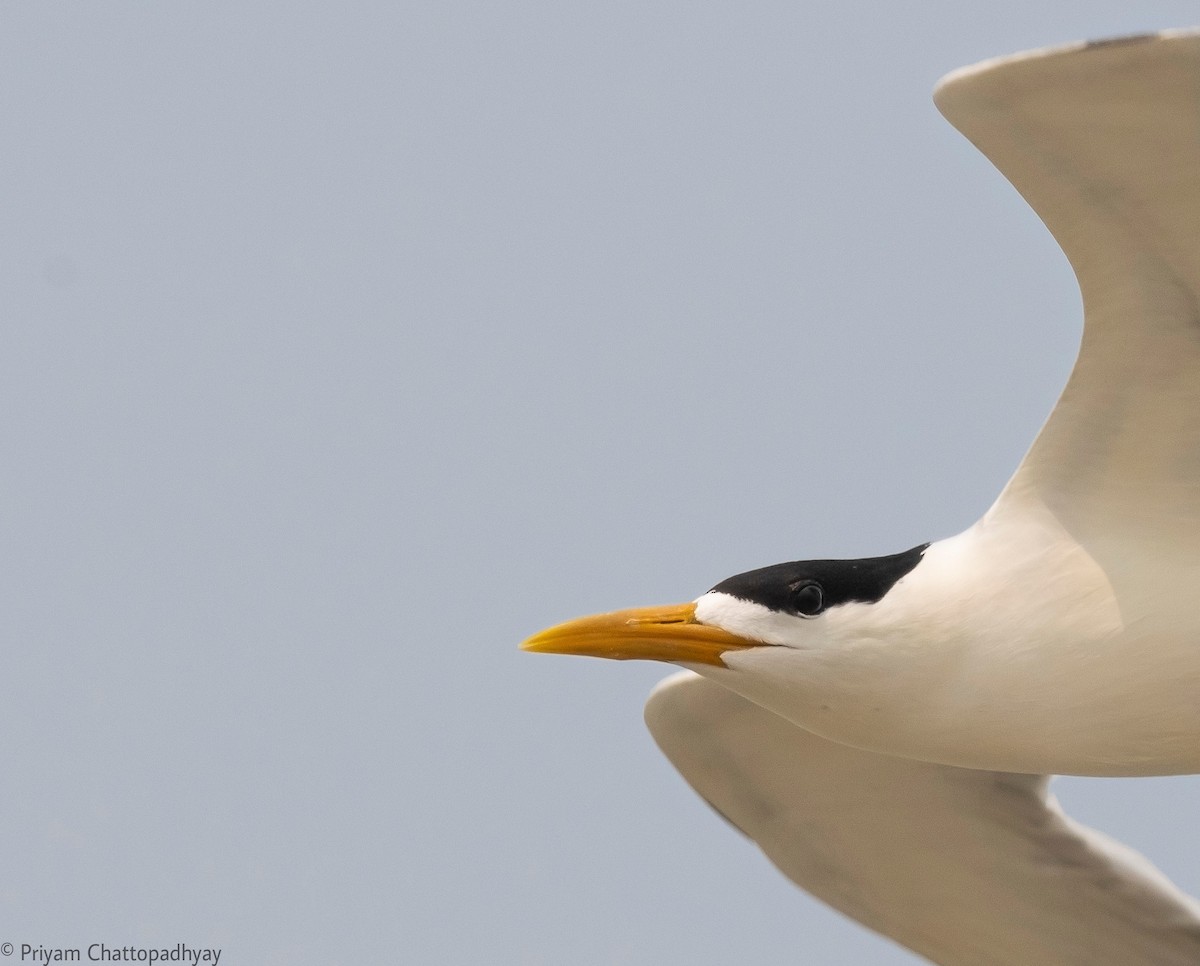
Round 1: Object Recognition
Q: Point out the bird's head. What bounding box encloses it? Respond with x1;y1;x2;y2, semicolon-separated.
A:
521;544;929;669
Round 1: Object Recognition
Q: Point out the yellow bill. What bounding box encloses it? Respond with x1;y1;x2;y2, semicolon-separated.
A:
520;602;758;667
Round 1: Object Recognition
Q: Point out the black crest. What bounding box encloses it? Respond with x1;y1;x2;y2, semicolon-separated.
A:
709;543;929;618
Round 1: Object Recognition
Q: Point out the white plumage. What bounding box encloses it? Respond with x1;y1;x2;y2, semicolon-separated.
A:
525;30;1200;964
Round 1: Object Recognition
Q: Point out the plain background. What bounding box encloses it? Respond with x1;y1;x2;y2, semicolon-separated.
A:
3;3;1200;964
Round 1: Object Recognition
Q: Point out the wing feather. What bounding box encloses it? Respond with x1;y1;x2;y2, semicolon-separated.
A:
934;31;1200;572
646;672;1200;965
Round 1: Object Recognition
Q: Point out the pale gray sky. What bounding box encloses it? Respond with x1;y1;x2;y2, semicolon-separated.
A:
3;3;1199;964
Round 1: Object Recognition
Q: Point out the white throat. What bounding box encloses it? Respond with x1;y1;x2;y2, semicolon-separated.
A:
687;518;1200;776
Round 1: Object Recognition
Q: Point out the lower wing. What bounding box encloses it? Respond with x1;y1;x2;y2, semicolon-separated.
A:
645;672;1200;965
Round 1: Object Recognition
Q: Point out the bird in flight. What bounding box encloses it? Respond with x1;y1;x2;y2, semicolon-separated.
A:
523;29;1200;965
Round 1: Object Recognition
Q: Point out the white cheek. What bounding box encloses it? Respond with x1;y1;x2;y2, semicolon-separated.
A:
693;591;814;646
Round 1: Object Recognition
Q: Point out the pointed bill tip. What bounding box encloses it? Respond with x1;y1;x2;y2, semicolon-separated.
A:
520;602;757;667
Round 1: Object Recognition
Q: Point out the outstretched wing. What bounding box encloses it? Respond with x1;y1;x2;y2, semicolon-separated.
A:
934;31;1200;571
646;672;1200;965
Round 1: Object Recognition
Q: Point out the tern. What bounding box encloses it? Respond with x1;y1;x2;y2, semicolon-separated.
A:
523;30;1200;965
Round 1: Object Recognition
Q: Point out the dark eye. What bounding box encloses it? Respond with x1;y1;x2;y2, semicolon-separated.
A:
790;581;824;617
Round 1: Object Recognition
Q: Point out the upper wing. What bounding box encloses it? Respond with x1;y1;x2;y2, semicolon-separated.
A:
646;672;1200;966
934;31;1200;566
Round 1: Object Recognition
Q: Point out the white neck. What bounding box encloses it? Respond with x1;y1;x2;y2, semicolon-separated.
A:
698;507;1200;776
